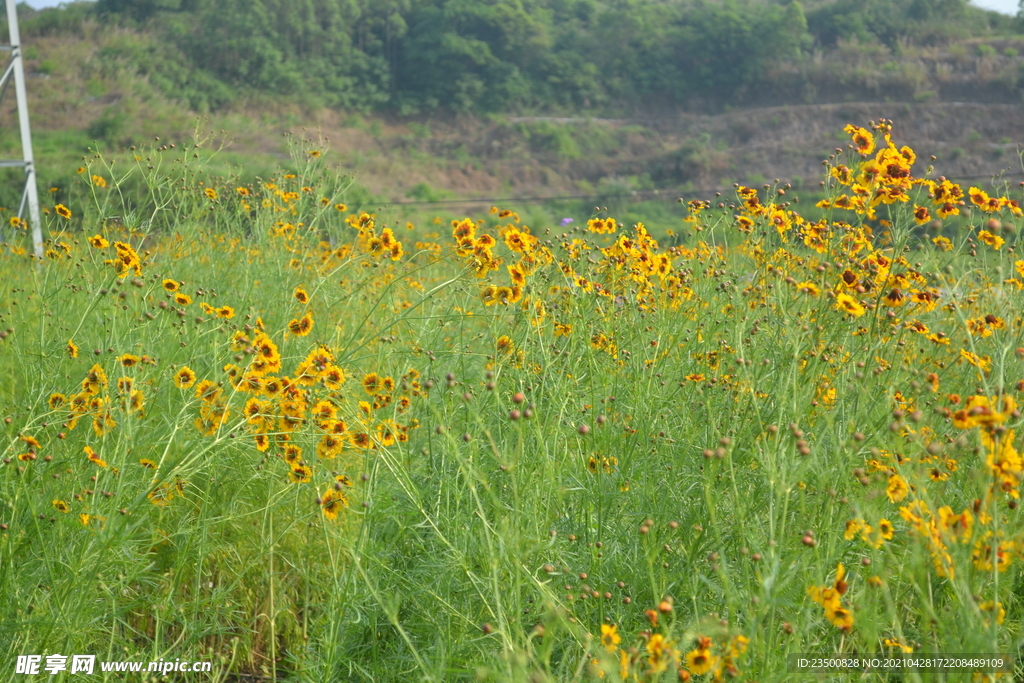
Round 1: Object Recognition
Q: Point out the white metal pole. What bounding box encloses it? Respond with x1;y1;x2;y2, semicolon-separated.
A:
6;0;41;259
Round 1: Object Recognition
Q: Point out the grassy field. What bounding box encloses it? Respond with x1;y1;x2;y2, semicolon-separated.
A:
1;120;1023;682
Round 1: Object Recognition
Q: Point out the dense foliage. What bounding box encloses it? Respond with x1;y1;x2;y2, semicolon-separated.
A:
13;0;1020;113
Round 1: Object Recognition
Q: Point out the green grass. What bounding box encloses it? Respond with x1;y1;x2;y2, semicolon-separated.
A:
1;125;1023;682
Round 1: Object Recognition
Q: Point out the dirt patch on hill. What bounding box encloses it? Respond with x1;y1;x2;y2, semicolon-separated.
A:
243;102;1024;202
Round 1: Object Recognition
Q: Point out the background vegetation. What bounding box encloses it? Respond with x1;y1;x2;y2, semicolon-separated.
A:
0;0;1018;237
6;0;1023;116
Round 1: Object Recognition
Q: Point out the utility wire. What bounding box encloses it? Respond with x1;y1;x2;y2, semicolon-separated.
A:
383;172;1024;207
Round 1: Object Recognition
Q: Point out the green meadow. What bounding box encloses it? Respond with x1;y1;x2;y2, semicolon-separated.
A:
0;120;1023;682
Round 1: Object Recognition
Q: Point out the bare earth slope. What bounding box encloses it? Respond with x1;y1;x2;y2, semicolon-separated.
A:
233;102;1024;202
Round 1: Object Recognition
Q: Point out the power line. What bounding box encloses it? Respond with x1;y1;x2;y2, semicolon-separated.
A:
387;188;695;206
381;172;1024;207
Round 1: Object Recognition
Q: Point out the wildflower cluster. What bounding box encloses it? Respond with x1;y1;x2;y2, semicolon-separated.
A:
589;602;751;682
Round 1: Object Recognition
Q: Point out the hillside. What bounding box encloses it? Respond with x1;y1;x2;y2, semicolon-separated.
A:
0;1;1021;218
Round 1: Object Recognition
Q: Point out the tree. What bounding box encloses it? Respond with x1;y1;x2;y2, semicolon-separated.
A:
96;0;196;20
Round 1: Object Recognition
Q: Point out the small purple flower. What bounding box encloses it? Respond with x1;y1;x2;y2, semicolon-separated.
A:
560;218;574;226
